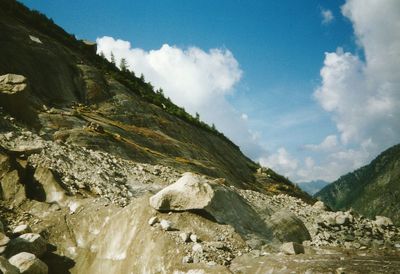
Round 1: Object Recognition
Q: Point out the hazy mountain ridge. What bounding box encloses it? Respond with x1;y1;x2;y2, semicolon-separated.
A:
316;144;400;225
297;180;330;195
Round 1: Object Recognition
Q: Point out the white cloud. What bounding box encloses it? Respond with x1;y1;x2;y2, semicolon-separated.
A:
321;9;334;24
316;0;400;148
267;0;400;183
96;36;267;159
304;135;338;152
95;0;400;185
259;148;298;178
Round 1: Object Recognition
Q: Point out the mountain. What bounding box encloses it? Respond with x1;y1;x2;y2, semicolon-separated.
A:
0;1;399;273
316;144;400;225
0;0;312;201
297;180;330;195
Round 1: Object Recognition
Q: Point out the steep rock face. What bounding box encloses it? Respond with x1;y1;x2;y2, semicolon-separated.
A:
316;144;400;225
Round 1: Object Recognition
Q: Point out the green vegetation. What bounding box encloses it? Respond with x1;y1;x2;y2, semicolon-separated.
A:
316;144;400;224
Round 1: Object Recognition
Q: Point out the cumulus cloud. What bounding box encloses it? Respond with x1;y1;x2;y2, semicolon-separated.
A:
304;135;338;152
316;0;400;148
321;9;334;24
266;0;400;182
259;148;298;179
96;36;267;159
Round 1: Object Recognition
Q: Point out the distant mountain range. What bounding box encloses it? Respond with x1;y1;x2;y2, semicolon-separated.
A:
316;144;400;225
297;180;330;195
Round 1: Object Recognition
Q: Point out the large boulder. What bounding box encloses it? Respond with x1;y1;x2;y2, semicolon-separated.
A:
33;166;67;204
269;210;311;244
0;74;27;94
0;256;19;274
0;74;38;126
150;172;273;240
8;252;48;274
6;233;47;258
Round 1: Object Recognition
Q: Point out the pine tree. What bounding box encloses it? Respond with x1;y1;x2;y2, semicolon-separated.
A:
195;112;200;121
119;58;128;71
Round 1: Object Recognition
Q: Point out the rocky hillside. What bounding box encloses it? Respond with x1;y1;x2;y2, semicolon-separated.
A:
316;144;400;225
0;0;311;201
0;1;399;273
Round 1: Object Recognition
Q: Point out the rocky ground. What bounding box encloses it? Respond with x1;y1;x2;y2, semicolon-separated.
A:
0;114;400;273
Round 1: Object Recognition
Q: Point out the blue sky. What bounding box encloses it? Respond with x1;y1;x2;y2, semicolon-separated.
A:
19;0;400;182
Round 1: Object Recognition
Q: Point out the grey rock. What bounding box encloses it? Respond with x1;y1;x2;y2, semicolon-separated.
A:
373;216;393;227
0;256;19;274
192;243;203;254
6;233;47;257
270;210;311;243
149;172;273;241
210;241;225;250
159;220;172;231
148;216;158;226
313;201;327;211
8;252;48;274
280;242;305;255
179;232;191;242
0;233;10;246
335;213;349;225
13;225;32;236
33;166;66;204
182;255;193;264
189;234;198;243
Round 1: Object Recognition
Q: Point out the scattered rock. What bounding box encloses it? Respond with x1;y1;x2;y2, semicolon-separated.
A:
335;212;349;225
12;225;32;236
190;234;198;243
0;233;10;246
180;232;191;243
192;243;203;254
280;242;305;255
182;255;193;264
210;241;225;250
160;220;173;231
0;256;19;274
312;201;327;211
33;166;66;204
8;252;48;274
373;216;393;227
6;233;47;257
148;216;158;226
